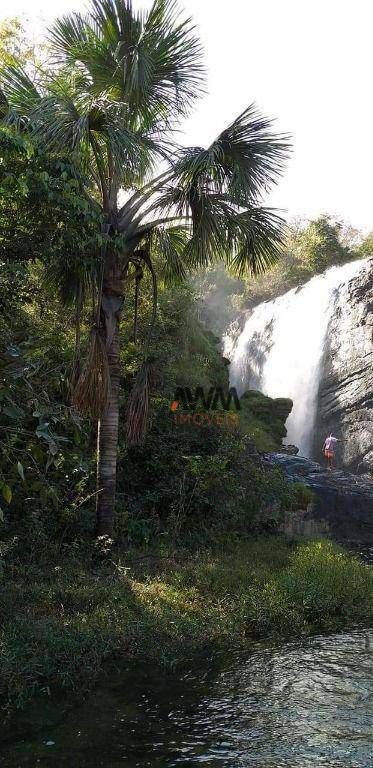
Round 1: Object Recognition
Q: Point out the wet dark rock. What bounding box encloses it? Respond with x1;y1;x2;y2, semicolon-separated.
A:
265;452;373;543
278;444;299;455
314;257;373;473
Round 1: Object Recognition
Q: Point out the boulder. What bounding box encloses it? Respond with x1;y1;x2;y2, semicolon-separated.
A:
239;390;293;451
278;444;299;455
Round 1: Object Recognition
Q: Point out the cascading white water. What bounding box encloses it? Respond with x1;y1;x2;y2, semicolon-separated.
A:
225;260;366;457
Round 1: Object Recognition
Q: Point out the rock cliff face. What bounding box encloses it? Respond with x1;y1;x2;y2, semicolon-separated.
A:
314;258;373;472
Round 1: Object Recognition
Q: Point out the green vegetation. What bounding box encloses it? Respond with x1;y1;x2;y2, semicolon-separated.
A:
241;216;362;308
0;0;289;543
239;391;293;451
287;482;316;509
1;539;372;714
0;194;293;547
0;3;372;727
0;0;289;536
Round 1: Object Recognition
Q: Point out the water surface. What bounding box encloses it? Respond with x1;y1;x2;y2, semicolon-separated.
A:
2;630;373;767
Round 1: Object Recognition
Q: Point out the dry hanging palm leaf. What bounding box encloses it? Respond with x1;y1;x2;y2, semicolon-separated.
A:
125;359;155;445
126;253;158;445
70;355;81;392
72;327;111;420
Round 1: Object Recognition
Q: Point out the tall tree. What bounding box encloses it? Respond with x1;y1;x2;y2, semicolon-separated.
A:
0;0;289;536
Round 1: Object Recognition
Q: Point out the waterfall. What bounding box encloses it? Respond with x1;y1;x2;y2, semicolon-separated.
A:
225;259;366;458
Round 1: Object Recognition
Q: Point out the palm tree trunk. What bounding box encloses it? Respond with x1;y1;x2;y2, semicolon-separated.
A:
95;267;124;537
95;321;121;536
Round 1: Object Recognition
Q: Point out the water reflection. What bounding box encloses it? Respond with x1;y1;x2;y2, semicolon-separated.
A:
2;630;373;767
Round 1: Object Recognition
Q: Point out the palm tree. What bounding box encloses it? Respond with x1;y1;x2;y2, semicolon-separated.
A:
0;0;290;536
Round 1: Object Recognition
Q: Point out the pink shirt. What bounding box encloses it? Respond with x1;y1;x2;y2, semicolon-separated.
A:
325;437;337;450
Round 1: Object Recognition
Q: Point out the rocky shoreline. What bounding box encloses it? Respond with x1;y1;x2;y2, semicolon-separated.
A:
266;452;373;544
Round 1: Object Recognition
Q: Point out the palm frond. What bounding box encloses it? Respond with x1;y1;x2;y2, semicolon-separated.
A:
91;0;143;48
178;194;231;269
28;90;156;197
138;0;205;117
49;12;125;100
151;224;189;283
0;64;41;127
227;207;286;276
49;12;93;61
43;251;98;306
49;0;205;126
174;104;290;203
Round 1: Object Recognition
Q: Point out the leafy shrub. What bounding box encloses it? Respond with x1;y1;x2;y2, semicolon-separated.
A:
118;425;295;545
246;541;373;636
0;337;93;542
238;390;292;450
282;541;373;626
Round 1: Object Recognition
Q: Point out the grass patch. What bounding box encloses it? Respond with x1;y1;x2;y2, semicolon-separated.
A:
1;538;373;714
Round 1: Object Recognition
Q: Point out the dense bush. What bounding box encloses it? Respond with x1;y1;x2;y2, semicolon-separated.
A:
119;426;294;545
247;541;373;635
0;264;295;552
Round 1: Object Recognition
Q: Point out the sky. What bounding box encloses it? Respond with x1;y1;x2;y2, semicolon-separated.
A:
1;0;372;232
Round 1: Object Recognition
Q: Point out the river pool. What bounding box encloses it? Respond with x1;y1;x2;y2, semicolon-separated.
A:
1;629;373;767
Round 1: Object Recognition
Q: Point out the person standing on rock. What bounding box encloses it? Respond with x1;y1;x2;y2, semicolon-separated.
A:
323;434;341;470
